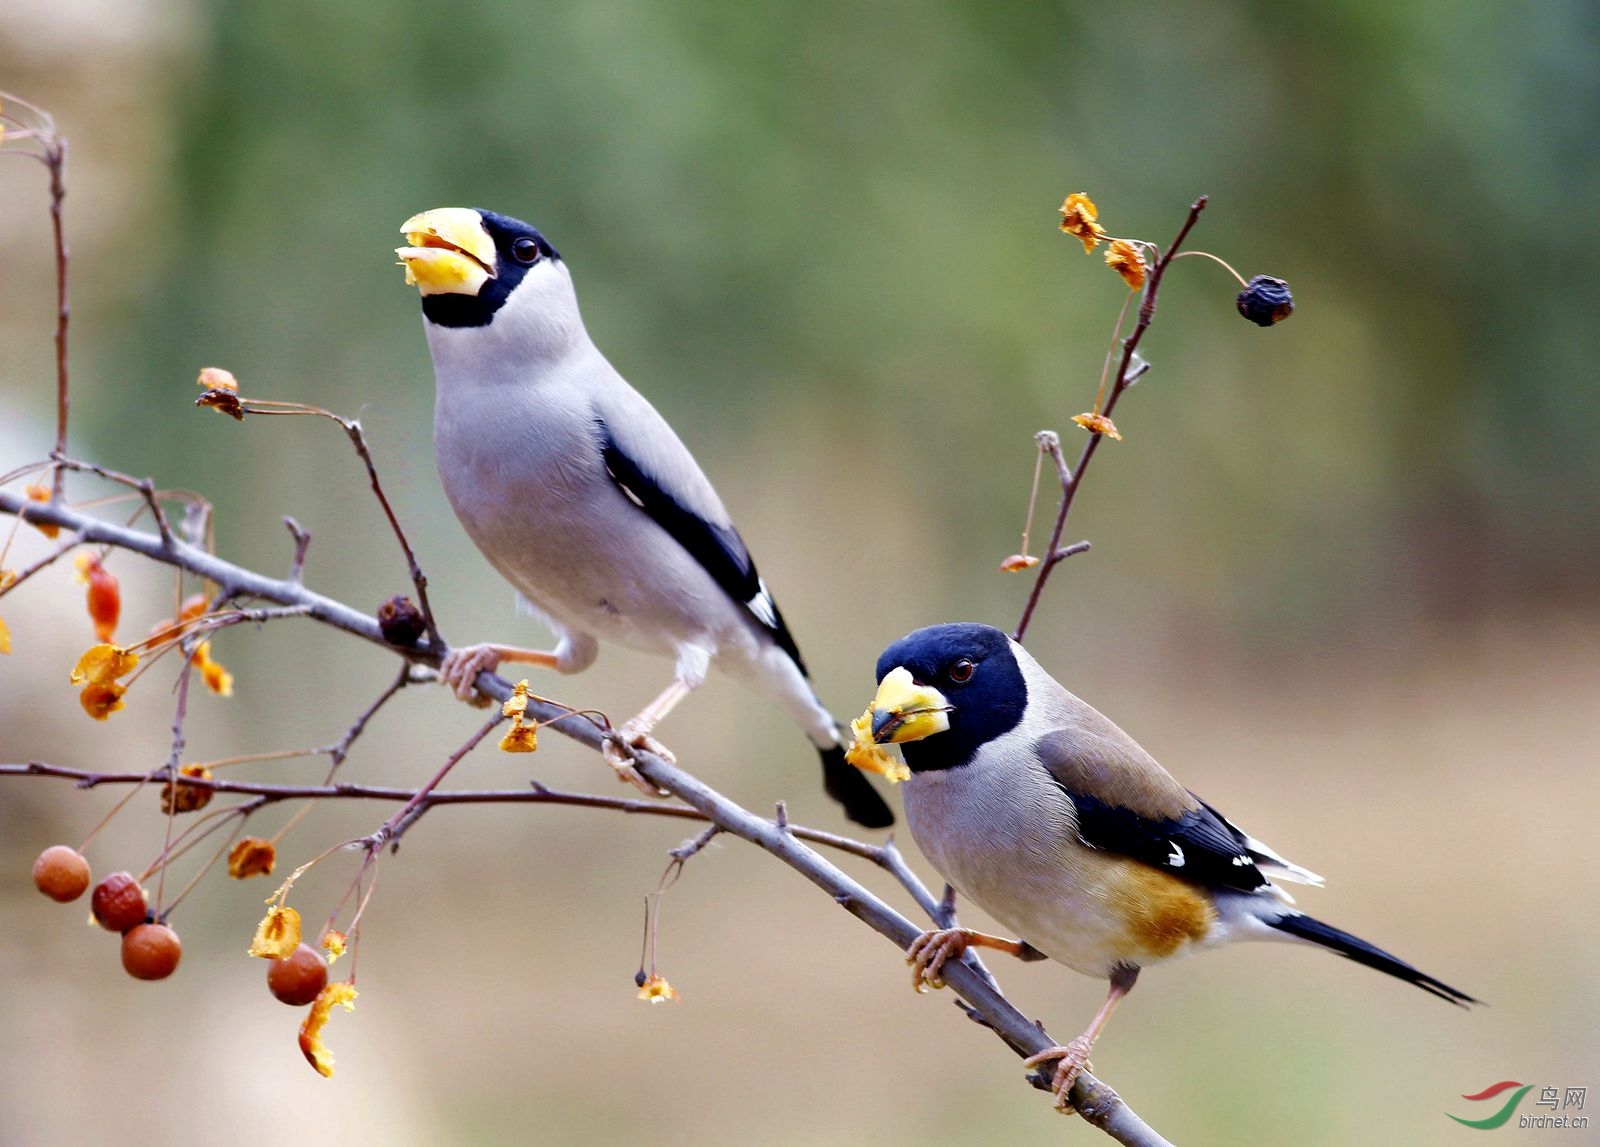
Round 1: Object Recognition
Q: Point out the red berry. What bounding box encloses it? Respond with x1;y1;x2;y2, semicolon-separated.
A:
121;923;181;980
32;845;91;902
267;943;329;1006
91;871;148;933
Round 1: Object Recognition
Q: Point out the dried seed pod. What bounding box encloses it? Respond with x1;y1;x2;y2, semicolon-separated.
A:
32;845;91;902
1236;275;1295;326
160;765;215;814
122;923;182;980
91;871;148;933
268;943;329;1006
377;595;426;647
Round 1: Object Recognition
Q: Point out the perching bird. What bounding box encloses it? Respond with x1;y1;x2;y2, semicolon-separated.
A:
852;622;1475;1107
395;207;892;828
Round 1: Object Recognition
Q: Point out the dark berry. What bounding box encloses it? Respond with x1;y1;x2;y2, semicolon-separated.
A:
1237;275;1294;326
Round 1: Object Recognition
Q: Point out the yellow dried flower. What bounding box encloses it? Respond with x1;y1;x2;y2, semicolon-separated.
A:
0;616;10;655
79;682;127;720
298;981;359;1078
501;679;530;718
1071;412;1123;441
160;764;215;814
196;367;239;392
249;905;302;959
71;643;140;686
194;641;234;696
1105;239;1147;290
999;554;1041;573
227;837;276;879
1058;192;1106;254
636;974;680;1003
320;930;348;963
844;708;912;784
498;679;538;751
23;484;59;539
498;723;538;753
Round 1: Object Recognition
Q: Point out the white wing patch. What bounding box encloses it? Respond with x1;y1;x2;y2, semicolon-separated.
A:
746;577;779;629
1245;832;1325;887
1166;841;1185;867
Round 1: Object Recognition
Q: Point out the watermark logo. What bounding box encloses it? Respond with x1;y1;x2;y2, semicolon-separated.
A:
1449;1081;1588;1130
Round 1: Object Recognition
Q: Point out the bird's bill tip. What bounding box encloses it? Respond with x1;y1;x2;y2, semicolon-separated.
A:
396;207;496;296
867;666;951;744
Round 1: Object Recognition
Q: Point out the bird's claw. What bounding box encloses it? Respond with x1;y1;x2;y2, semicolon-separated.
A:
1022;1037;1095;1113
906;928;969;993
602;729;673;798
439;644;502;703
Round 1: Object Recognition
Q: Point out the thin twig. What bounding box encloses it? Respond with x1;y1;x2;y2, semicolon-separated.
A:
1014;196;1208;644
284;516;311;583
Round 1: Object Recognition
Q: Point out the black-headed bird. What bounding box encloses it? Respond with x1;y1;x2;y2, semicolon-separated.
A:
851;622;1475;1107
395;207;892;828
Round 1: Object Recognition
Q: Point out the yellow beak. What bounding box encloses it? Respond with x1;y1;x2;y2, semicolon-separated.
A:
396;208;498;296
866;667;952;744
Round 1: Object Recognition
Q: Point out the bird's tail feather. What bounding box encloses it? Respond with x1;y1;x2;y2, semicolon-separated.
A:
1267;912;1478;1006
819;745;894;829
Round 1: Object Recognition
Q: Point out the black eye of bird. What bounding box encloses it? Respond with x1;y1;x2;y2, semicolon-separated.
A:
948;658;975;684
512;237;540;264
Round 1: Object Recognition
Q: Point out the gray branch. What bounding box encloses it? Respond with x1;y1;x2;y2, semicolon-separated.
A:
0;487;1171;1146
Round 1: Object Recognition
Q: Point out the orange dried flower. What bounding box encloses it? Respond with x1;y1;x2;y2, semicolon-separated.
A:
1058;193;1106;254
80;682;127;720
0;616;10;655
228;837;277;879
298;981;359;1078
498;678;538;751
71;643;140;686
249;905;302;959
636;974;680;1003
1105;239;1147;290
194;641;234;697
23;483;59;538
1071;412;1123;441
74;553;121;642
1;567;16;589
320;930;348;964
499;723;538;753
999;554;1041;573
179;594;210;623
160;764;215;814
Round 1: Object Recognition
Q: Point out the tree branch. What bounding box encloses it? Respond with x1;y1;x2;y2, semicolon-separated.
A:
0;488;1170;1141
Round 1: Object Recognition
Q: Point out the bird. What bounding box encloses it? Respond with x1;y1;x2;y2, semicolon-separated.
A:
850;621;1475;1108
395;206;893;828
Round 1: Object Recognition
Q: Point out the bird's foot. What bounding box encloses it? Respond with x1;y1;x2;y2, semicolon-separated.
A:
602;728;673;798
906;928;970;993
1022;1036;1095;1112
439;644;503;705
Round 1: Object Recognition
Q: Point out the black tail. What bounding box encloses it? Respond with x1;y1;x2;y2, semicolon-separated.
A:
1268;913;1478;1006
819;745;894;829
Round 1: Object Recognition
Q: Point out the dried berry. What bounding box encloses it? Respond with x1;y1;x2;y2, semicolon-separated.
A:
122;923;182;980
32;845;91;902
1236;275;1294;326
268;943;329;1006
91;871;148;933
377;595;426;647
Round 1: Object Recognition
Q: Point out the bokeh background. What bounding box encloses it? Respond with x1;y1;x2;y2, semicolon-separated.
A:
3;3;1598;1144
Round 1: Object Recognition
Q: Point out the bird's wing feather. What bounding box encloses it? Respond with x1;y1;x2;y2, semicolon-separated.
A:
593;411;805;672
1034;725;1272;893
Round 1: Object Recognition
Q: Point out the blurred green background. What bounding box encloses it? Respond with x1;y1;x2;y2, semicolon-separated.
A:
3;2;1597;1144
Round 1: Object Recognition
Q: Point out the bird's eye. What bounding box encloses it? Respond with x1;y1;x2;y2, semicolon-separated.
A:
512;237;540;264
948;658;975;684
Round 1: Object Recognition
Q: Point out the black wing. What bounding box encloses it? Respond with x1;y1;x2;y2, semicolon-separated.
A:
1065;789;1269;892
597;419;806;673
